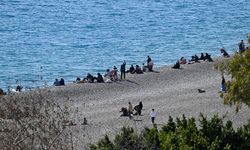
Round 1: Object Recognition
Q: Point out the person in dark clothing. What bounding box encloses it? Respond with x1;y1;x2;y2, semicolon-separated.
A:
85;73;94;83
200;53;205;60
129;65;135;74
172;61;180;69
134;101;143;115
16;85;23;92
54;79;60;86
238;40;245;53
59;78;65;86
147;56;152;64
95;73;104;83
120;60;126;80
221;75;226;92
220;48;230;57
133;65;143;74
204;53;213;62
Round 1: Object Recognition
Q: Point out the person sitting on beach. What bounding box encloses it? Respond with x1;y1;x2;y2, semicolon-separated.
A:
120;107;129;117
0;88;6;96
75;77;81;83
172;61;180;69
54;79;60;86
126;65;135;74
104;69;111;78
199;53;205;61
110;66;118;81
94;73;104;83
190;55;199;63
179;57;187;64
16;85;23;92
59;78;65;86
85;73;94;83
133;65;143;74
133;101;143;115
204;53;213;62
220;48;230;58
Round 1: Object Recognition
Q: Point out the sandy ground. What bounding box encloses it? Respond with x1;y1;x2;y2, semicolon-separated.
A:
3;57;250;149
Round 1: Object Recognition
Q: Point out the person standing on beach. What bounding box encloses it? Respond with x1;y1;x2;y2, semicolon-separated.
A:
128;102;133;119
238;40;245;53
150;109;157;124
221;75;226;93
120;60;126;80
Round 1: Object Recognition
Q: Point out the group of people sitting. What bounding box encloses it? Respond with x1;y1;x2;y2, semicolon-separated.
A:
73;56;154;84
126;56;154;74
75;72;105;83
53;78;65;86
120;101;143;118
172;53;214;69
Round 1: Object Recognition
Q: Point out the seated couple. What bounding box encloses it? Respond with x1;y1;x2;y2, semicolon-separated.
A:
82;73;104;83
120;101;143;117
199;53;214;62
54;78;65;86
126;65;144;74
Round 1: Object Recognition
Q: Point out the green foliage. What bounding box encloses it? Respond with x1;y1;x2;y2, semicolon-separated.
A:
215;49;250;111
90;114;250;150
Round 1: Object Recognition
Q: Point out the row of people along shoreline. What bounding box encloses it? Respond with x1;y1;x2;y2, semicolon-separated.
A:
0;39;248;95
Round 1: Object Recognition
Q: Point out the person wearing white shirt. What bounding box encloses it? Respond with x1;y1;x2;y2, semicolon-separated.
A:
150;109;157;124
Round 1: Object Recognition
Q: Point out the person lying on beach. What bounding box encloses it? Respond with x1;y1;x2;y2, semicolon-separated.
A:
133;65;143;74
179;57;187;64
220;48;230;58
172;61;180;69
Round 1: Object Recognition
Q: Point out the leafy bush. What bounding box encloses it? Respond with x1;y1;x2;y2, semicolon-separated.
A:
89;114;250;150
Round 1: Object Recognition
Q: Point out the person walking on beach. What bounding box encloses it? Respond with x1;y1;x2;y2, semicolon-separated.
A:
150;109;157;124
120;60;126;80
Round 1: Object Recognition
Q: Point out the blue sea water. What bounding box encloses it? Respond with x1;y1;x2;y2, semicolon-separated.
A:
0;0;249;90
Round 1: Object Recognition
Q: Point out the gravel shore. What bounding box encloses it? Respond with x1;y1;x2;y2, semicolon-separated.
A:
3;57;250;149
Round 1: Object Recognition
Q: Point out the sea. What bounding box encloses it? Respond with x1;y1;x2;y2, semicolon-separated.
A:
0;0;249;91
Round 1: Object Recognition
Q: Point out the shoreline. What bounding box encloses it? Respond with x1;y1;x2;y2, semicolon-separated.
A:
1;57;250;149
